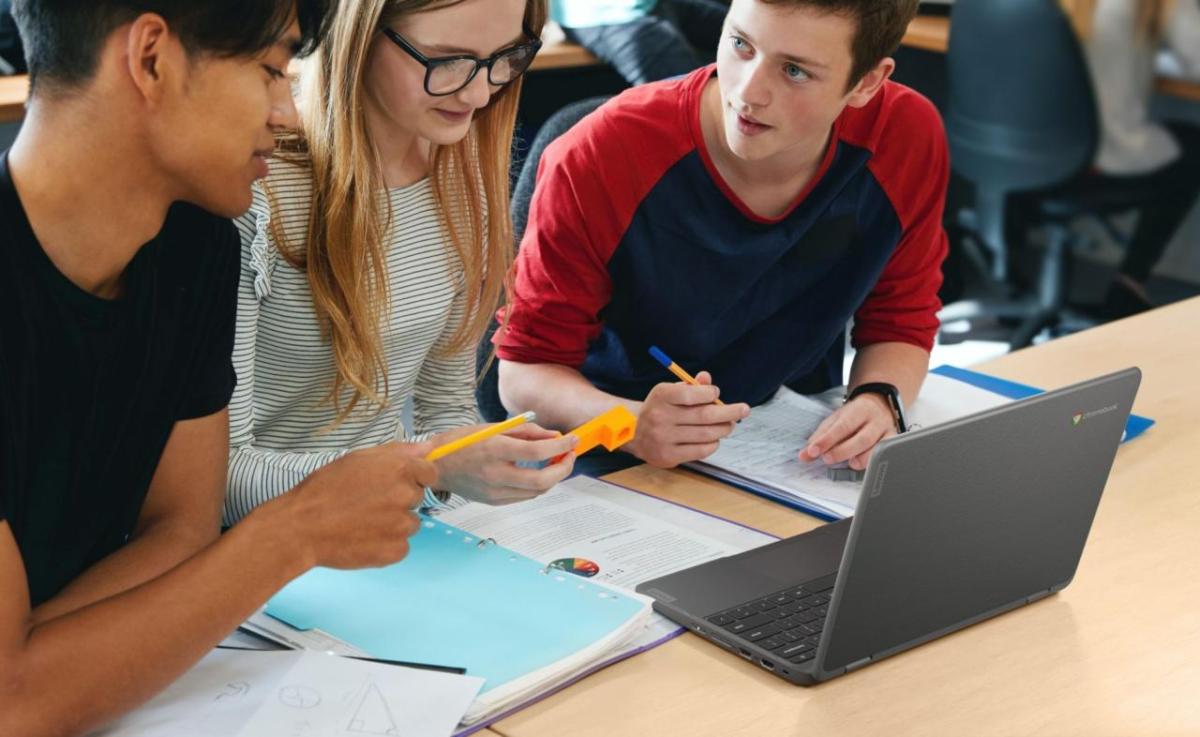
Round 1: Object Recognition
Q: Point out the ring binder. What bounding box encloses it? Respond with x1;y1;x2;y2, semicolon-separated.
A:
261;515;653;726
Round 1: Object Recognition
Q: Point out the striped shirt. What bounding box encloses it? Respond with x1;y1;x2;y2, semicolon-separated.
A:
224;159;479;524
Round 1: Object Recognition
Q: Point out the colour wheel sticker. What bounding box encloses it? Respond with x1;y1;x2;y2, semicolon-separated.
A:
547;557;601;578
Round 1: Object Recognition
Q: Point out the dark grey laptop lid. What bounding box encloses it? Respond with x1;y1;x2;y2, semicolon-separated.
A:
817;367;1141;676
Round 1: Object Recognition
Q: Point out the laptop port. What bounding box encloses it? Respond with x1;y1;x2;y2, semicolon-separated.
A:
760;659;775;671
738;648;753;660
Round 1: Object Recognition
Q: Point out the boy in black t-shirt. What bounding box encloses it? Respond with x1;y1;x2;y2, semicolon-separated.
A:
0;3;439;734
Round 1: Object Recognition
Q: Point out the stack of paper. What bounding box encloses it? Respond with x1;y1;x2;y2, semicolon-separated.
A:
256;514;653;727
245;476;776;731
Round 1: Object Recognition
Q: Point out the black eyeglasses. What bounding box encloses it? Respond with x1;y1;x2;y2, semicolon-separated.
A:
381;26;543;97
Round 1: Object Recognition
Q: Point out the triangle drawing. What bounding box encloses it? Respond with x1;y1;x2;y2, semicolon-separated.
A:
346;681;402;736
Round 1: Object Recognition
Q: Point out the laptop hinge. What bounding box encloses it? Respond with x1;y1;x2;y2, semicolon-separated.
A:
1026;589;1053;605
845;656;872;673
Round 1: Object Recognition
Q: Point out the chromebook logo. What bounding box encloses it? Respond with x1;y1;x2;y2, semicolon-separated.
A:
1073;405;1118;427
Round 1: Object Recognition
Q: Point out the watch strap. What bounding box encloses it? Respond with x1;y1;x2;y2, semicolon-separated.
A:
845;382;908;434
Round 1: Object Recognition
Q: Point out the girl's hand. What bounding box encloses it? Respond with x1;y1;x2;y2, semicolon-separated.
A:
430;423;579;505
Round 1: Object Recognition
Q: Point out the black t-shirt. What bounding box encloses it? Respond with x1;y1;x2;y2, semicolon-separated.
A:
0;153;239;607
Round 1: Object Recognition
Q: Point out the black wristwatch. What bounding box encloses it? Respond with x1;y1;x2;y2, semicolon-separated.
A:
845;382;908;434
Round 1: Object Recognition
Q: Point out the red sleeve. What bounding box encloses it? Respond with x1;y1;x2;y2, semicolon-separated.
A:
493;134;614;366
494;76;698;366
852;86;950;352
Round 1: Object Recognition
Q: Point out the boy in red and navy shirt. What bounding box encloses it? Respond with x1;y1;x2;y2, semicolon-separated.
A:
497;0;945;473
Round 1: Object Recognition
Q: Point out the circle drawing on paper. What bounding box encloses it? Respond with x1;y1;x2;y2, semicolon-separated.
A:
278;685;321;709
547;557;601;578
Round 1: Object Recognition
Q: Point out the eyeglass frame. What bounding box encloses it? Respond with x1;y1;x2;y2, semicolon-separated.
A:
380;25;543;97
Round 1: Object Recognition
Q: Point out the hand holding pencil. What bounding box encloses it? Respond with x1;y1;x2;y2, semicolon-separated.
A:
424;413;579;506
628;347;750;469
649;346;726;405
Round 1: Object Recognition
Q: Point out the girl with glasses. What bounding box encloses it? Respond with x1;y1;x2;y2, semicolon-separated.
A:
224;0;577;524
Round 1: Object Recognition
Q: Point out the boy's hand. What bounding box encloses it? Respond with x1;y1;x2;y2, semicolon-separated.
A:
799;394;896;471
628;372;750;468
275;442;438;570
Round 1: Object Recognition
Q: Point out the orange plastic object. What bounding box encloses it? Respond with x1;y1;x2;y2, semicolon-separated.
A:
553;406;638;463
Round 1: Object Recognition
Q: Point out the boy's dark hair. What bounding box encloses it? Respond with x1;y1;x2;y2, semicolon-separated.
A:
762;0;920;89
12;0;332;95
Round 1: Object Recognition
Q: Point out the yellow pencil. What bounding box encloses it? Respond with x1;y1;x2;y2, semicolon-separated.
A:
648;346;726;405
426;412;536;462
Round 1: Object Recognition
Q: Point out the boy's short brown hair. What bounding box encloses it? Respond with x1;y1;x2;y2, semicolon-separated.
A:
761;0;920;88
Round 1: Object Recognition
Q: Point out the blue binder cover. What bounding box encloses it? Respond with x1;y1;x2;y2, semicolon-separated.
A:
687;472;842;523
930;365;1155;442
265;516;646;695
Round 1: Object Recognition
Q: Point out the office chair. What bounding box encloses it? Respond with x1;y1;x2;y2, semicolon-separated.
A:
475;96;612;422
939;0;1143;348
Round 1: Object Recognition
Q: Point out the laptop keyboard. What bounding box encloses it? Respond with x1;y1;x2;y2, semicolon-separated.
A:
703;573;837;666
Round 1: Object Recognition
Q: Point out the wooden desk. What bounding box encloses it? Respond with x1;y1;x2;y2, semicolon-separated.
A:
489;298;1200;737
898;15;1200;102
0;73;27;123
901;15;952;54
529;41;598;72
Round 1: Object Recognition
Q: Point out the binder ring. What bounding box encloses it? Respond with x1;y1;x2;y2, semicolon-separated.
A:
476;537;497;549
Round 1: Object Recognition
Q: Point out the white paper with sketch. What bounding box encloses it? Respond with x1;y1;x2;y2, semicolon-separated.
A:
89;649;483;737
685;372;1016;518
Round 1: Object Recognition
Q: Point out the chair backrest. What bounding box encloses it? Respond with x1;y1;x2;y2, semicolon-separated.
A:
475;96;612;422
946;0;1098;193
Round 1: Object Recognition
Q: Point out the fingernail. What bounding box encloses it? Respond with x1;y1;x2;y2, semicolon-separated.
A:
822;454;834;465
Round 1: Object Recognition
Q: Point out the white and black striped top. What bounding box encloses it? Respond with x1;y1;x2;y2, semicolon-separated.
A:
224;160;479;524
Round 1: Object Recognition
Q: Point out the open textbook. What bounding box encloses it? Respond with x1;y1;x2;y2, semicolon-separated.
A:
686;366;1154;519
244;476;775;733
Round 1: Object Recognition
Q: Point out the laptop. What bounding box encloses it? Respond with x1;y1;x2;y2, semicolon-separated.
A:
636;368;1140;684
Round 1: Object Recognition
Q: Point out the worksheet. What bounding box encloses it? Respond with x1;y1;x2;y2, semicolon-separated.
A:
686;373;1016;519
90;649;483;737
687;388;861;518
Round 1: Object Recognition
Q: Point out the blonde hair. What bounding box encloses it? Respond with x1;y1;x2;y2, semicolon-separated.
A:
270;0;545;424
1070;0;1176;41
